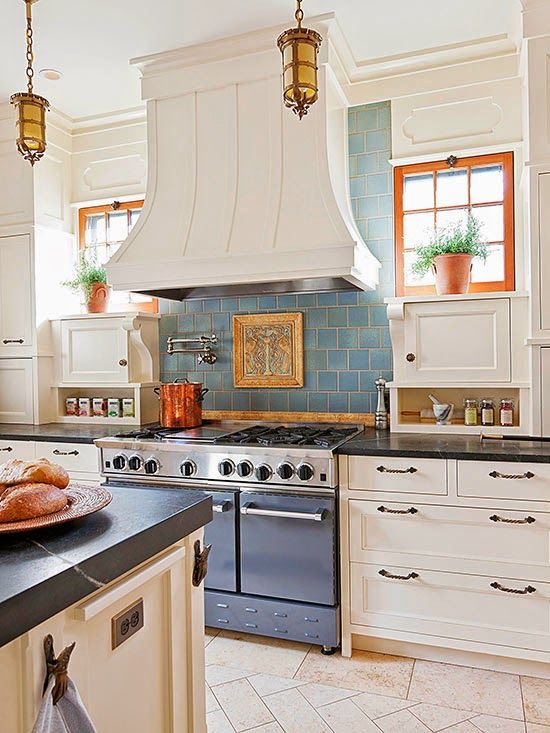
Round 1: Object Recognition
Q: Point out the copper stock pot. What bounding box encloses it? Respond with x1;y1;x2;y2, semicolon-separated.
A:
154;378;209;428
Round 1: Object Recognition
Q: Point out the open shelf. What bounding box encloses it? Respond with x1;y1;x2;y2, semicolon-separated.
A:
55;384;159;426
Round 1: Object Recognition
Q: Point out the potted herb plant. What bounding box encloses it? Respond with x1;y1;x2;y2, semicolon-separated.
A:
63;253;110;313
411;213;488;295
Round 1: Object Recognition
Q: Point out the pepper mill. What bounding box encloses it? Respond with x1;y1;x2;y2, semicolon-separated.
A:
375;375;389;431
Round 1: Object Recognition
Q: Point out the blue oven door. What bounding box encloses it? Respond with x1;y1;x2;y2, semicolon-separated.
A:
239;490;337;606
204;489;239;592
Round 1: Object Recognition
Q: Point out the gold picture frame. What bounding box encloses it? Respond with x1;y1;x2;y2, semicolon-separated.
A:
233;312;304;388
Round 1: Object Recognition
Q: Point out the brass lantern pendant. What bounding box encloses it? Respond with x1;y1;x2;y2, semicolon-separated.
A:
277;0;322;120
10;0;49;166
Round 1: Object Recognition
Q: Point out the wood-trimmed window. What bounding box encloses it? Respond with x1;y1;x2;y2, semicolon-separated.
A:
394;152;515;296
78;200;157;313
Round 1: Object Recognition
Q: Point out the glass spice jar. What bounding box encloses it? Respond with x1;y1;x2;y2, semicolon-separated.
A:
480;399;495;426
499;398;515;427
464;398;478;426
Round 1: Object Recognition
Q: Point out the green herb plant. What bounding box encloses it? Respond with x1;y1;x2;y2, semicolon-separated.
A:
62;252;108;301
411;212;488;278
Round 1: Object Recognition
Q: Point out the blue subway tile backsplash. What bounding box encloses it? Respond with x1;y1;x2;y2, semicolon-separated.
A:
159;102;394;414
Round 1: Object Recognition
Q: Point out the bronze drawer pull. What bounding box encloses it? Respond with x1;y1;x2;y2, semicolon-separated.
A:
2;338;24;344
379;569;419;581
489;514;536;525
377;465;418;474
377;505;418;515
53;449;79;456
0;446;12;452
490;581;536;595
489;470;534;480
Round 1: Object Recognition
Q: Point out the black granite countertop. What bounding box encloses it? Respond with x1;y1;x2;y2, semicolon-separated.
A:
0;423;148;444
337;429;550;463
0;485;212;647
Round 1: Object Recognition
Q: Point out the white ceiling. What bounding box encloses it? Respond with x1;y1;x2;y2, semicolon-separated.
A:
0;0;520;120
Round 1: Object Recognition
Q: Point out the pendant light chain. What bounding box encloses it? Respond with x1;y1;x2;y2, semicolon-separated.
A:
25;1;34;94
295;0;303;29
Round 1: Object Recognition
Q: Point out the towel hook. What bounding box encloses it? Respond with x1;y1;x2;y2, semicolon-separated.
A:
43;634;76;705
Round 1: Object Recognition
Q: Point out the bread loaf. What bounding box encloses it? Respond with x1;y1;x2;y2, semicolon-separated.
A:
0;483;68;523
0;458;69;490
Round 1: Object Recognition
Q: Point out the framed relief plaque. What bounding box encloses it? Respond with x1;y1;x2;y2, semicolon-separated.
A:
233;312;304;388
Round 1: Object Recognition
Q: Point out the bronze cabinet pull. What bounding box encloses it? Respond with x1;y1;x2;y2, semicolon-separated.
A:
376;465;418;474
406;353;416;362
490;581;536;595
53;449;79;456
0;446;12;452
2;338;24;344
489;514;536;525
192;539;212;587
379;569;419;581
377;505;418;515
489;470;535;480
119;358;128;366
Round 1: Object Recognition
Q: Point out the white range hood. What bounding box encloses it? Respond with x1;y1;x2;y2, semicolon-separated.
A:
106;14;380;299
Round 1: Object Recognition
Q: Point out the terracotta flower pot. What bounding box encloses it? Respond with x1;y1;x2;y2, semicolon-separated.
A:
432;253;473;295
86;282;110;313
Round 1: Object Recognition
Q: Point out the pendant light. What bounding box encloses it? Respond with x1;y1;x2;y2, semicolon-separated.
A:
10;0;50;166
277;0;322;120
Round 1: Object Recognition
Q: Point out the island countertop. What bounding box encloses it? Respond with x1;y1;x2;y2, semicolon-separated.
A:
0;485;212;647
0;423;148;444
337;429;550;463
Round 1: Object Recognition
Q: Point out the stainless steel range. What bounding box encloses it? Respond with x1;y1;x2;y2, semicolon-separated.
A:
96;421;362;654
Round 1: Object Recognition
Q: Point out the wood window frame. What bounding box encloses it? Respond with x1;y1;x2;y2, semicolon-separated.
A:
394;152;515;296
78;200;158;314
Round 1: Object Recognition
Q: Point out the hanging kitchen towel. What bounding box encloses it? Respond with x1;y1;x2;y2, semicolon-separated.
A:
31;677;97;733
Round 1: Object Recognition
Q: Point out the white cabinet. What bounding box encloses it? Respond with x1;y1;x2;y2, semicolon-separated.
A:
53;313;160;386
348;456;447;496
542;348;550;436
402;298;511;383
0;439;35;460
539;174;550;332
35;442;99;480
0;235;33;355
0;359;34;423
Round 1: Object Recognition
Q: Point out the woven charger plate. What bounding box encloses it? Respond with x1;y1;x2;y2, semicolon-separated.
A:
0;483;112;534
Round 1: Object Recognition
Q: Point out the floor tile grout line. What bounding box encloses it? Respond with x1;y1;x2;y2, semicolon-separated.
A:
518;676;529;731
290;644;312;680
406;658;416;700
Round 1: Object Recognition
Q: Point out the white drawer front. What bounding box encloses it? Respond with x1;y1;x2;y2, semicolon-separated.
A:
349;500;550;581
0;440;35;461
350;562;550;653
36;442;99;475
457;460;550;502
348;456;447;495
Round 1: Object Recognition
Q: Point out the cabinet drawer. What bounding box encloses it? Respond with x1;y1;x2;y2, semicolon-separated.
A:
350;562;550;653
36;442;99;475
457;460;550;502
348;456;447;495
0;359;33;423
349;500;550;581
0;440;35;461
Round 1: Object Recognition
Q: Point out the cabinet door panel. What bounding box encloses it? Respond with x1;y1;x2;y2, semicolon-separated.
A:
349;499;550;581
542;348;550;435
348;456;447;495
403;299;511;382
61;318;129;383
350;562;550;652
36;442;99;475
0;235;33;352
0;359;33;423
457;460;550;502
540;173;550;331
0;440;35;460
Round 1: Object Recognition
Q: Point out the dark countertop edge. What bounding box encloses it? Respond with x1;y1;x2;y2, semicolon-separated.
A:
0;424;157;445
0;495;211;648
336;440;550;463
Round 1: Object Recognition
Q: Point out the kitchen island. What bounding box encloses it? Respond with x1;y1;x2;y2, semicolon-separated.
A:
0;485;212;733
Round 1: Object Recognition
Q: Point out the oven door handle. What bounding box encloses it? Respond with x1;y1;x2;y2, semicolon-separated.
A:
240;503;327;522
212;500;232;513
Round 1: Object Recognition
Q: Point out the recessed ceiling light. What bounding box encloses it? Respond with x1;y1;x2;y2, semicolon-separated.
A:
39;68;63;81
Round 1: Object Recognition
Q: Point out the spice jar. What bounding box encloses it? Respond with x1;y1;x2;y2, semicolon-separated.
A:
464;398;478;426
480;399;495;426
499;398;515;427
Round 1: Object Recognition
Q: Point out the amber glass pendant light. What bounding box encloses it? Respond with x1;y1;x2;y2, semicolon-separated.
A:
277;0;322;120
11;0;49;165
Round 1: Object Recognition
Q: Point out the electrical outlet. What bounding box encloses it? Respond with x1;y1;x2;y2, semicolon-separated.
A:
111;598;144;649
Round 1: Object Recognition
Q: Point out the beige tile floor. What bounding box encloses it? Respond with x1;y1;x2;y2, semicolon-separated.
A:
205;629;550;733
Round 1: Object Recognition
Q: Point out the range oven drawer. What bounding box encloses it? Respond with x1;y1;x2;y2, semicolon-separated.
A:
239;491;337;605
205;590;339;647
203;489;239;592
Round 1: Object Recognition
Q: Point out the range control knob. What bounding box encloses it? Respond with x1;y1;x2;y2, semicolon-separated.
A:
128;455;142;471
112;454;127;471
180;460;197;478
218;459;235;477
297;463;314;482
144;458;160;475
236;460;253;478
255;464;272;482
277;462;294;480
